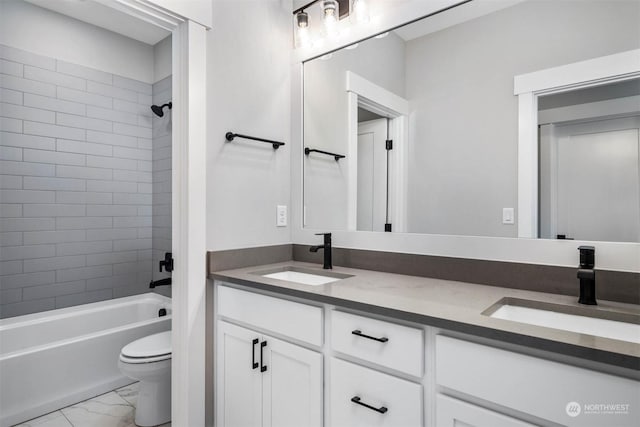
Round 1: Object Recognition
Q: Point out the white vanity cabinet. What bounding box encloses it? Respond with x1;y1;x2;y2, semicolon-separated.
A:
216;286;323;427
214;281;639;427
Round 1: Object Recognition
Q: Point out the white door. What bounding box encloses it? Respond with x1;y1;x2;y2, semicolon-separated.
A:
216;321;263;427
436;395;538;427
554;117;640;242
262;335;323;427
357;119;388;231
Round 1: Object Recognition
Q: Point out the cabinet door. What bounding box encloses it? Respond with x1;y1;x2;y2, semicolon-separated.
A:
217;321;263;427
437;395;539;427
262;335;323;427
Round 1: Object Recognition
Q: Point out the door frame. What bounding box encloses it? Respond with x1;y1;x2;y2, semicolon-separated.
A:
346;71;409;232
514;48;640;238
93;1;208;425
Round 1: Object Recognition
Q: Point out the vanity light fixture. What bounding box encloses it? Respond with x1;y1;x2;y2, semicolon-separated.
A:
292;0;352;47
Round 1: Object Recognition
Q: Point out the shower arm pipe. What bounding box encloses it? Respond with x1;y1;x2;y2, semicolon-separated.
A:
304;147;345;161
225;132;285;149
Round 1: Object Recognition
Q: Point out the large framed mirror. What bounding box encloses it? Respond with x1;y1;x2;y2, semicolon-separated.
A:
302;0;640;243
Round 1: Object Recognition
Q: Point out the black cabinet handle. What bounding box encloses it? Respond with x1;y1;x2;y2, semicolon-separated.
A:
352;329;389;343
251;338;259;369
260;340;268;372
351;396;388;414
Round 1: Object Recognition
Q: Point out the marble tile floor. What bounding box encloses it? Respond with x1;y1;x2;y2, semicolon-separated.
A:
15;383;171;427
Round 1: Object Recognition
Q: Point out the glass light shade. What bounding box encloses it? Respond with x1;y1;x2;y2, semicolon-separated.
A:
351;0;369;23
322;0;339;37
295;11;311;48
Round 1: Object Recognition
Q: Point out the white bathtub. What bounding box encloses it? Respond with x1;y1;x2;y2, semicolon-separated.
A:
0;293;171;427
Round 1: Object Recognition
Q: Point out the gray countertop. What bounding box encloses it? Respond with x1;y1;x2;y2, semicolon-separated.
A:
210;261;640;370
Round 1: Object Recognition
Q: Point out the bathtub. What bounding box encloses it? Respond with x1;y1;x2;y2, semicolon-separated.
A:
0;293;171;427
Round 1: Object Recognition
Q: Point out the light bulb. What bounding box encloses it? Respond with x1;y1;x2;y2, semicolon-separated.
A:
322;0;339;38
351;0;369;23
295;11;311;48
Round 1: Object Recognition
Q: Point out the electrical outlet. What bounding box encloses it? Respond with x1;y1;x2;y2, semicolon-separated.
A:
277;205;287;227
502;208;514;225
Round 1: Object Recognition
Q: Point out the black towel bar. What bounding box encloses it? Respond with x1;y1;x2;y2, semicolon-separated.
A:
226;132;285;149
304;147;345;161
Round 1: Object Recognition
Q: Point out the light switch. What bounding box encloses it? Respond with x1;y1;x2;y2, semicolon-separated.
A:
502;208;514;225
277;205;287;227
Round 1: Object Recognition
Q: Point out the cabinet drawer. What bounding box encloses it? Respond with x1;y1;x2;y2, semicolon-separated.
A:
436;394;537;427
218;285;323;346
436;335;640;427
330;358;422;427
331;310;423;376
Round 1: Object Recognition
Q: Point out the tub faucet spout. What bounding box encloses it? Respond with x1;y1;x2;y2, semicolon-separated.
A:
150;277;172;288
577;246;596;305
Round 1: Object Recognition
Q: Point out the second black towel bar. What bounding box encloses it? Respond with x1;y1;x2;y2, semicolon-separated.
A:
305;147;345;161
226;132;285;149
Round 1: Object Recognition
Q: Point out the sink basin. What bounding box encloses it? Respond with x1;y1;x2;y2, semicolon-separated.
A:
251;266;353;286
483;298;640;344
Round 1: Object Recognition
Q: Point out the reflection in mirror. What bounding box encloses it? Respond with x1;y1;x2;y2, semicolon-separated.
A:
538;79;640;243
357;109;389;232
303;0;640;241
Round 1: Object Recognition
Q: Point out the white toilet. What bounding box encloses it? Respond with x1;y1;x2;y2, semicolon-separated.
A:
119;331;172;427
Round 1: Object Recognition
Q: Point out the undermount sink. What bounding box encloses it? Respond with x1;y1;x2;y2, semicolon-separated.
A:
483;298;640;344
251;266;353;286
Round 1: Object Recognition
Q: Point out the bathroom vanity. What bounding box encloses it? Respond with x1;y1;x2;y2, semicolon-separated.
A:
210;262;639;427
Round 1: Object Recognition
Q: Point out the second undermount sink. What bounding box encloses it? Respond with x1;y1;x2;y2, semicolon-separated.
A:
483;298;640;344
251;266;353;286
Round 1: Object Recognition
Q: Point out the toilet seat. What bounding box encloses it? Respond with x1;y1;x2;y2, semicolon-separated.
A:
120;331;171;364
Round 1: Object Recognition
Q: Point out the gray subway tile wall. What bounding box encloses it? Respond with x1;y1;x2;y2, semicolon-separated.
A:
151;76;172;296
0;44;172;318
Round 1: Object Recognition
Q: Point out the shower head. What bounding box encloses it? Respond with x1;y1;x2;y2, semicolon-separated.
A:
151;102;172;117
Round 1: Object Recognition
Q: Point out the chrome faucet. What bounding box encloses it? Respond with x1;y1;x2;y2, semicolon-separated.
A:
310;232;332;269
577;246;596;305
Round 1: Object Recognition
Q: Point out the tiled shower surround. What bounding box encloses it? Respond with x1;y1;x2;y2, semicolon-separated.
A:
0;44;171;318
151;76;172;288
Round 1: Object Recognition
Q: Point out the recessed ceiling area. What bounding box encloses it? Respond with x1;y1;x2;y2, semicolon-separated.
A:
24;0;170;45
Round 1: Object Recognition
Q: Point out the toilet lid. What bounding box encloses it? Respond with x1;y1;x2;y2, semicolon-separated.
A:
121;331;171;359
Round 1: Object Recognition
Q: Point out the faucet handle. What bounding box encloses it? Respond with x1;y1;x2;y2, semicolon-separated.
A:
315;232;331;236
578;245;595;268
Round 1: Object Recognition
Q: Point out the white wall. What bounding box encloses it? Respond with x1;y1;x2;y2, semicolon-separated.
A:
303;33;405;230
0;0;155;83
404;0;640;238
154;36;172;83
206;0;292;251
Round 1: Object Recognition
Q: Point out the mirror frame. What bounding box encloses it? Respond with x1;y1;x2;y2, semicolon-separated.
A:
515;49;640;238
291;1;640;273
